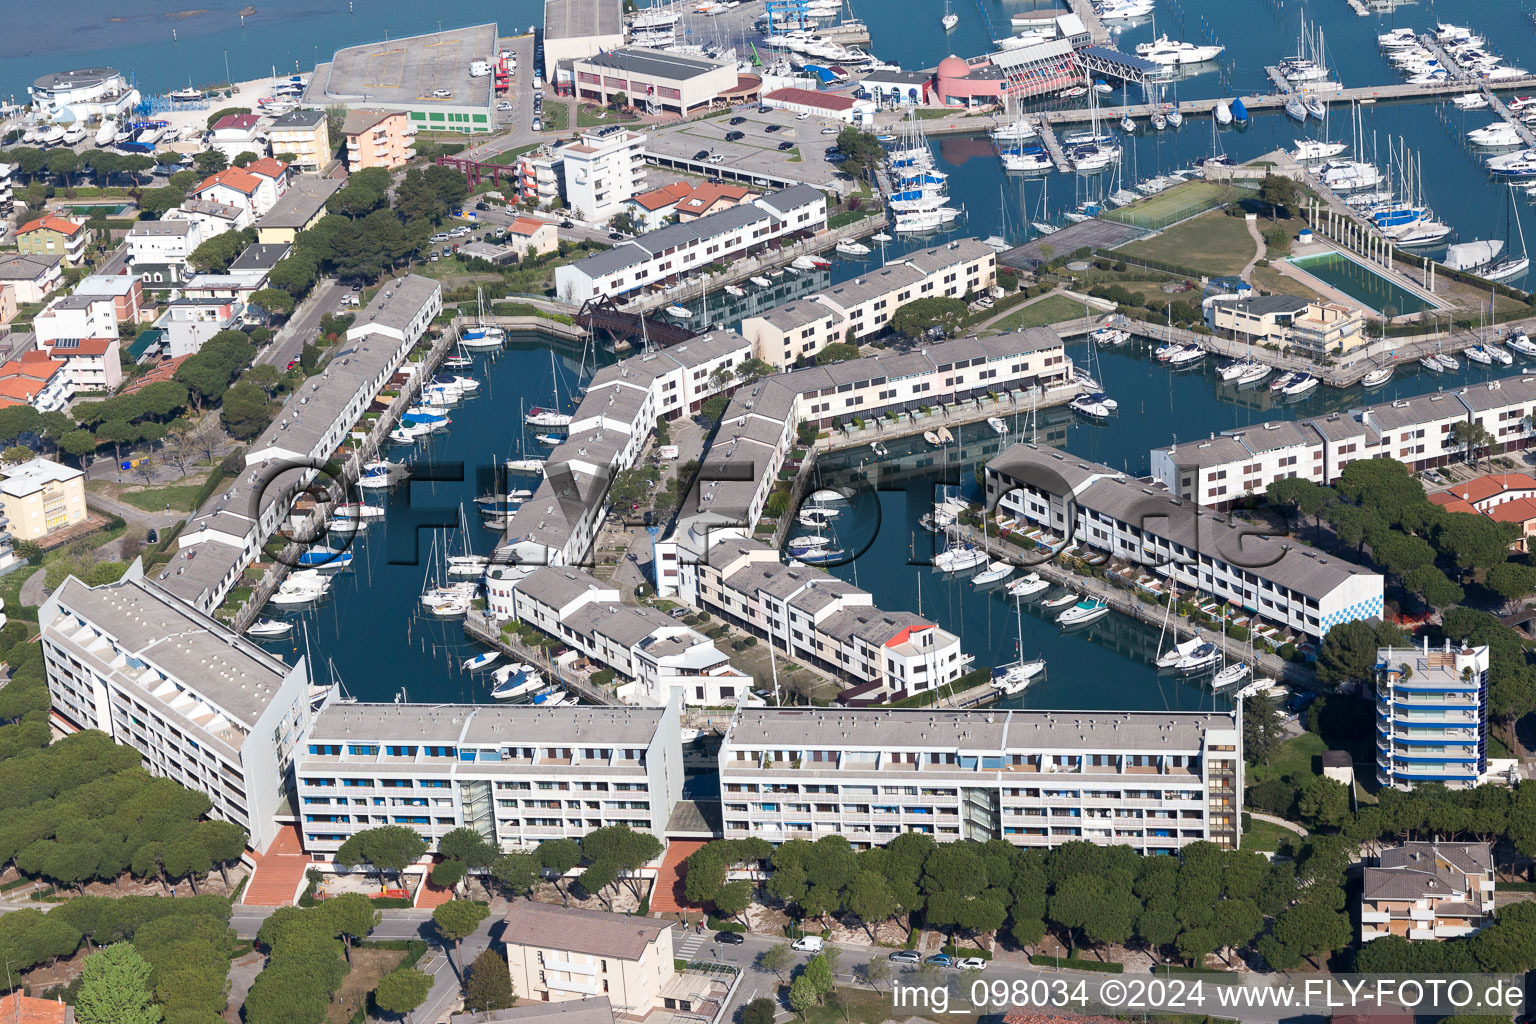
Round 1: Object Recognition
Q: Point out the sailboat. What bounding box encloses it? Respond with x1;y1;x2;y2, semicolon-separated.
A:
941;0;958;31
993;596;1045;694
526;352;573;428
1030;177;1057;236
458;288;505;348
1211;613;1252;689
1484;185;1531;281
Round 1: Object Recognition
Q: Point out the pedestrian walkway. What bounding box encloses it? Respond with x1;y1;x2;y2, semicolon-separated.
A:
242;825;310;906
650;840;707;916
676;927;706;961
415;868;457;910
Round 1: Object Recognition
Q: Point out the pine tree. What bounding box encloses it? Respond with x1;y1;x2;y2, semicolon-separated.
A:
464;948;516;1013
76;942;163;1024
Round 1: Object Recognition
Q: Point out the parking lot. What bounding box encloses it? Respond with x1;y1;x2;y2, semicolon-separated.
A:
643;106;858;195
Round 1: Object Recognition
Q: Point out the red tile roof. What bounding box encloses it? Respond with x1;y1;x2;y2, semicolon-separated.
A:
1487;496;1536;526
1432;472;1536;505
508;217;550;236
676;182;751;215
121;354;191;395
245;157;289;181
765;87;855;111
17;215;83;238
0;993;70;1024
44;337;115;357
212;113;261;131
630;182;694;212
192;168;264;196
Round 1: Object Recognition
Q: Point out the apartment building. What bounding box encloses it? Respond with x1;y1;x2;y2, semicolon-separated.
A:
256;176;343;244
571;48;740;116
341;109;413;172
0;457;86;541
32;293;118;346
17;216;89;266
505;217;558;258
986;444;1385;641
0;351;69;413
555;185;827;304
39;336;122;394
742;239;998;366
656;329;1072;594
159;296;243;358
206;113;269;162
168;197;254;238
1376;642;1489;790
680;536;966;701
294;696;682;856
717;708;1241;851
503;904;675;1012
1207;294;1366;357
39;564;313;853
1361;841;1494;941
562;127;648;224
515;146;564;207
492;330;753;573
1150;374;1536;509
189;161;289;219
128;220;203;269
163;276;442;613
73;273;146;324
266;109;331;173
0;161;13;216
494;565;750;706
0;254;63;305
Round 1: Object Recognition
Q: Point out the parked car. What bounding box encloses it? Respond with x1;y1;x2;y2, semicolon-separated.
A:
496;101;512;111
925;954;953;967
432;88;452;98
796;111;811;120
474;201;489;210
714;931;745;945
757;104;772;113
430;232;450;242
791;936;824;952
707;153;725;164
765;124;782;133
777;141;794;151
729;115;746;125
559;220;574;229
954;958;987;971
821;126;838;134
286;358;299;370
888;950;922;964
693;149;712;160
608;231;625;240
724;130;745;141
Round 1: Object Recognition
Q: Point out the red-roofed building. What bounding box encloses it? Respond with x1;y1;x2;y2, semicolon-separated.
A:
675;182;753;222
208;113;269;162
121;354;191;395
506;216;557;258
1429;473;1536;547
0;992;71;1024
42;336;123;392
17;215;90;266
190;164;286;218
0;350;69;412
626;182;695;230
762;87;873;123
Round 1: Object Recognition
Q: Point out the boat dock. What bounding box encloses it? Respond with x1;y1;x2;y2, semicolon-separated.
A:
1344;0;1370;15
1063;0;1111;44
1034;121;1074;173
1481;85;1536;148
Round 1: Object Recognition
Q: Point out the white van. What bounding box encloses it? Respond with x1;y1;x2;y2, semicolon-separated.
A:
656;445;680;461
790;936;824;952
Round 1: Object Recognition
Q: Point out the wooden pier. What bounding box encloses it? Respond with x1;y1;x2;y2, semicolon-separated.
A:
1034;122;1073;173
1482;85;1536;148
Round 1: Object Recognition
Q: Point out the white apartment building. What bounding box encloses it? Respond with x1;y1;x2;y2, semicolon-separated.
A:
497;565;752;706
491;330;752;574
1151;374;1536;509
1376;641;1489;790
32;293;118;346
555;185;828;304
0;162;13;217
742;239;998;367
205;114;270;163
657;329;1073;596
680;536;966;701
128;219;203;267
294;695;682;856
987;443;1385;641
163;276;442;613
502;905;680;1014
42;337;123;392
562;127;647;224
718;707;1242;851
168;198;255;239
39;563;313;853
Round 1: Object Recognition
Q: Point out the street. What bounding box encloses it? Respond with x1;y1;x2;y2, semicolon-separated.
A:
257;276;348;369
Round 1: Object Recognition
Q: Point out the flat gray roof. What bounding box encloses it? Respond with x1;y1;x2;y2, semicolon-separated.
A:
514;566;618;609
311;23;496;112
350;274;439;335
257;176;343;229
51;572;295;735
545;0;624;40
270;108;326;129
580;48;726;82
309;701;667;746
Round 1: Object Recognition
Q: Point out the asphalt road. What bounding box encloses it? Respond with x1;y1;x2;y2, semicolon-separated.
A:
258;276;347;369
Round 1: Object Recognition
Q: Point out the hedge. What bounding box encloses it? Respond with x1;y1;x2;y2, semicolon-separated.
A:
886;668;992;708
708;915;746;932
1029;955;1123;973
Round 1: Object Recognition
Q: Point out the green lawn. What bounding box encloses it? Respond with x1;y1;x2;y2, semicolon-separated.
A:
486;143;540;165
0;566;41;625
1104;180;1234;230
577;105;637;128
1249;730;1327;785
1120;209;1257;277
991;294;1087;331
116;482;206;513
1241;816;1300;854
541;104;569;131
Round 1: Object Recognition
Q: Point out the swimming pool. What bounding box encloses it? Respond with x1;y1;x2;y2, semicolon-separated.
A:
1288;251;1436;316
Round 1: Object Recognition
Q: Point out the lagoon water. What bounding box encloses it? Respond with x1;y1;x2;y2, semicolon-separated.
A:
37;0;1536;705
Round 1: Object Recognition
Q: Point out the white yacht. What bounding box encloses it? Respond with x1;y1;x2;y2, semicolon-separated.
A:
491;664;546;700
1135;35;1225;65
1174;641;1221;673
934;540;988;573
247;618;292;639
1057;599;1110;627
1291;140;1348;163
1156;634;1207;669
971;561;1015;587
462;651;500;671
1008;574;1050;598
1361;366;1395;388
993;657;1045;694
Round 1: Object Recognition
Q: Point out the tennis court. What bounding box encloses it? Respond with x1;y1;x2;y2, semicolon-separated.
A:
1104;180;1235;230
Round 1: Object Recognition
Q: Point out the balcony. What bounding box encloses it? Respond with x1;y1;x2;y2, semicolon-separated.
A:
545;955;597;975
546;975;601;996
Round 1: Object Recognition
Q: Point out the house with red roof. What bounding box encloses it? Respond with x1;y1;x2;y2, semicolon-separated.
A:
17;215;89;266
761;87;874;123
626;181;755;231
189;160;288;218
0;350;69;412
1430;472;1536;547
208;112;269;162
42;336;123;392
0;992;71;1024
506;216;558;258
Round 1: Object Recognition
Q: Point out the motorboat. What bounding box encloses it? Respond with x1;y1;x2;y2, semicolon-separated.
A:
934;541;988;573
923;430;943;447
787;532;834;558
920;497;966;533
871;441;888;456
750;275;772;287
836;240;872;256
1167;344;1205;367
271;570;332;606
971;561;1015;587
1291;139;1348;163
531;687;570;707
1488;149;1536;179
1469;123;1525;148
1361;366;1395;388
1379;27;1418;50
458;328;505;350
1042;593;1077;610
1155;633;1207;669
1008;573;1050;598
993;658;1045;694
1000;147;1054;172
332;502;385;520
1321;160;1384;192
1174;642;1221;673
987;417;1009;435
422;582;477;617
357;459;403;490
535;432;565;447
1069;394;1112;419
462;651;500;671
1387;219;1453;247
1283;373;1319;396
491;664;546;700
1057;599;1110;627
1269;371;1298;391
1509;332;1536;357
1236;362;1272;386
1211;661;1251;690
665;305;693;319
246;618;292;639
